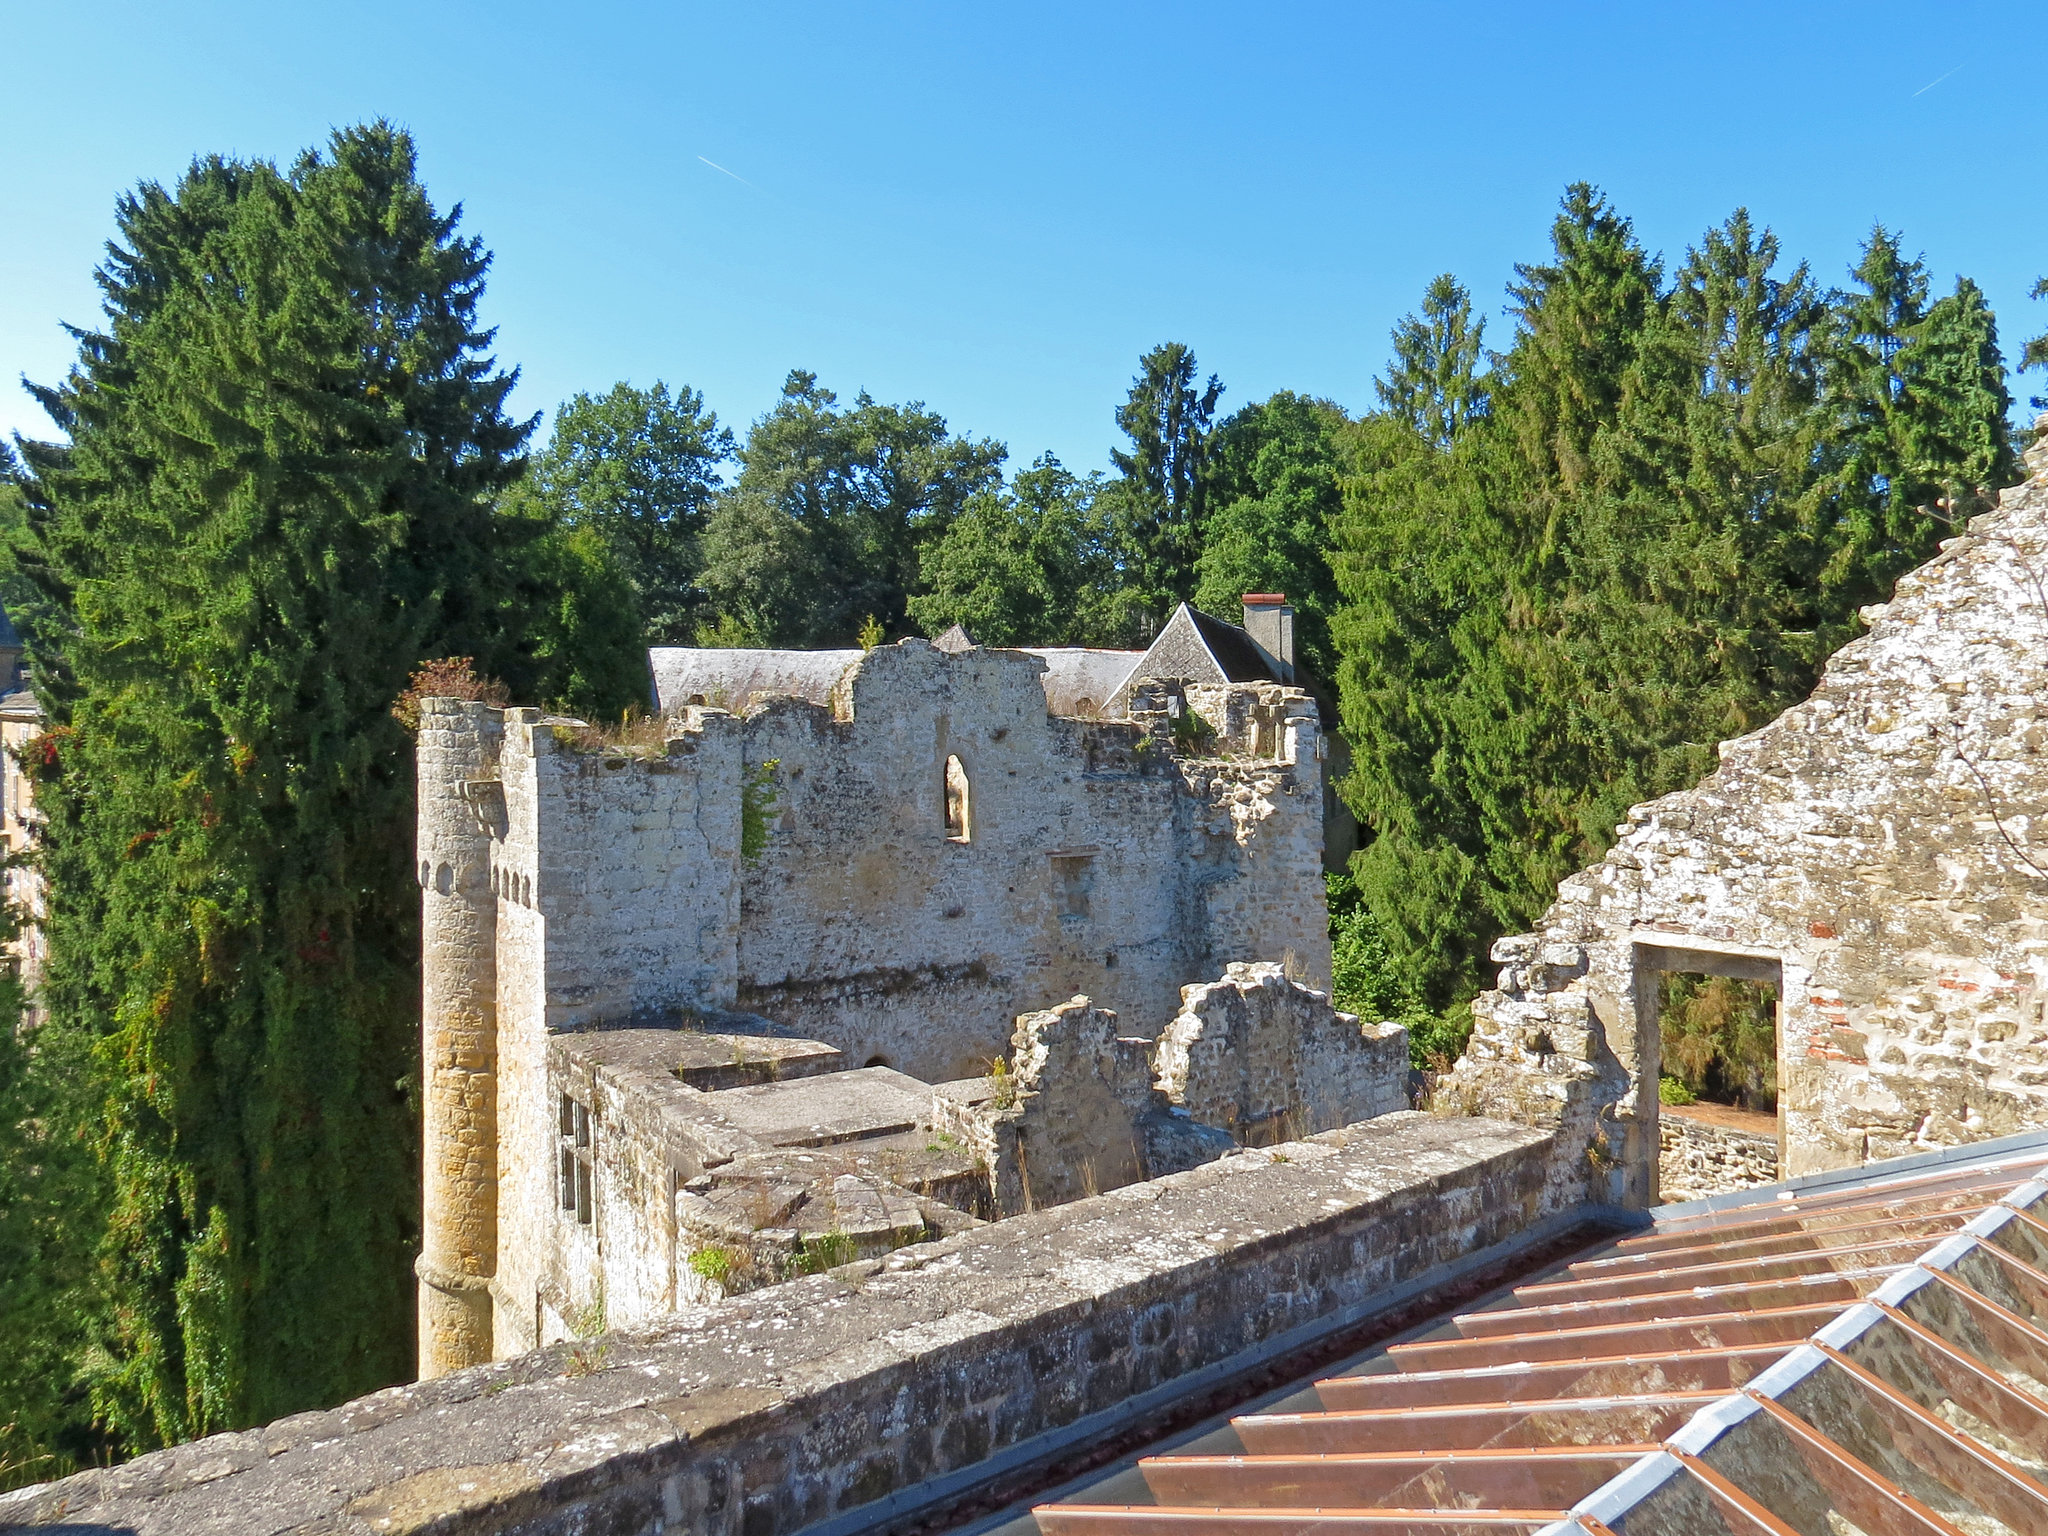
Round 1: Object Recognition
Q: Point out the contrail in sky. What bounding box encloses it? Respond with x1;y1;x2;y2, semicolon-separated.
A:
1911;64;1964;97
697;155;757;189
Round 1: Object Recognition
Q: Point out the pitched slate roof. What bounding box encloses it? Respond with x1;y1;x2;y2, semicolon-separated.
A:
1036;1133;2048;1536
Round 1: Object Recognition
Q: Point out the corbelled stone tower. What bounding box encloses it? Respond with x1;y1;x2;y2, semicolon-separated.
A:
414;699;503;1377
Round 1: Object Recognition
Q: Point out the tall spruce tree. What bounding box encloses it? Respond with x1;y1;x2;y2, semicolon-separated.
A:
1101;343;1223;621
15;123;532;1446
1373;275;1490;449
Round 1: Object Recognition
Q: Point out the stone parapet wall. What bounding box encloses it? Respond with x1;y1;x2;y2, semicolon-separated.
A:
1443;437;2048;1204
1657;1105;1781;1203
3;1115;1566;1536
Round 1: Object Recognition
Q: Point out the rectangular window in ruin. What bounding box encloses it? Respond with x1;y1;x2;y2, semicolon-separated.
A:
559;1093;593;1225
1051;853;1094;919
1657;972;1779;1116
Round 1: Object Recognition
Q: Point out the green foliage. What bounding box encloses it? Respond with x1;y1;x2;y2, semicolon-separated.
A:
516;382;732;645
788;1230;856;1275
1657;1075;1697;1107
1193;392;1349;678
1327;873;1461;1069
687;1245;740;1284
1331;187;2020;1010
14;122;534;1449
1375;274;1491;449
740;758;781;861
986;1055;1017;1111
1100;343;1223;622
509;517;653;718
0;912;107;1489
910;456;1141;647
698;371;1006;646
1659;975;1778;1112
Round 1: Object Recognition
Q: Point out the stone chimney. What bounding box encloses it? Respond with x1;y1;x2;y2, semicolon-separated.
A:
1240;594;1294;683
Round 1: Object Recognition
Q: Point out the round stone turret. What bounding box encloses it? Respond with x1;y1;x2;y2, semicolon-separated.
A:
414;699;504;1377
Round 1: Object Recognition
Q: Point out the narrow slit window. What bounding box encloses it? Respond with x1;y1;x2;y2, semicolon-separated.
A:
559;1093;594;1224
944;754;972;843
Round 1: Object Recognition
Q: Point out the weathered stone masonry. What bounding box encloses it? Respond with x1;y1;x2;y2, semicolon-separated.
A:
1448;427;2048;1204
416;640;1334;1375
2;1114;1568;1536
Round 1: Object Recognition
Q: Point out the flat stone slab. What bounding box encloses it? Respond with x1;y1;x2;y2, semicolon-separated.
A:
556;1018;844;1091
670;1031;844;1091
707;1065;935;1148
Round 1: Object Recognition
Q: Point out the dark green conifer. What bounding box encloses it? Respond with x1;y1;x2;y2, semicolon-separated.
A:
1373;275;1490;449
16;123;531;1445
1101;343;1223;622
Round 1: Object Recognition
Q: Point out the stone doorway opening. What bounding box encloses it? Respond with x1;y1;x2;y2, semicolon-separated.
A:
1633;940;1784;1202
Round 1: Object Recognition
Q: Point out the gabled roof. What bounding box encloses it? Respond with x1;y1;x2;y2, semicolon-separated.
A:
1126;602;1288;694
649;648;863;712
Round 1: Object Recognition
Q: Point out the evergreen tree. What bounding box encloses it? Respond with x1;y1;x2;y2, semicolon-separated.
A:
1373;275;1490;449
1894;277;2016;513
908;456;1133;646
1502;183;1662;499
2025;275;2047;405
1101;343;1223;621
517;382;732;644
0;900;104;1489
698;371;1005;645
1331;192;2020;1012
1192;391;1349;676
15;123;532;1446
1819;233;2016;604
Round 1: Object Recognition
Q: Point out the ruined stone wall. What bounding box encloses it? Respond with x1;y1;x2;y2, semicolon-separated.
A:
1656;1107;1781;1204
1155;962;1409;1143
4;1115;1571;1536
484;707;748;1357
469;642;1327;1088
1446;429;2048;1205
987;997;1156;1209
728;644;1328;1080
424;645;1330;1361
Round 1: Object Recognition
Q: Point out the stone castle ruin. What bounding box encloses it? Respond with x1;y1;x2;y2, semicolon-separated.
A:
413;627;1401;1379
1448;425;2048;1207
18;439;2048;1536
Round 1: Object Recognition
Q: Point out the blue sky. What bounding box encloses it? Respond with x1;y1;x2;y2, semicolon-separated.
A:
3;2;2042;473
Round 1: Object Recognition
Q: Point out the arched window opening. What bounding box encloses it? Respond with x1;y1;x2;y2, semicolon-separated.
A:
944;754;972;843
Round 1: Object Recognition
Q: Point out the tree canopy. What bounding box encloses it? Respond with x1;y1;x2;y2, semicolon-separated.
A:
1331;187;2021;1009
10;122;540;1455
